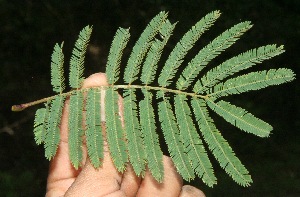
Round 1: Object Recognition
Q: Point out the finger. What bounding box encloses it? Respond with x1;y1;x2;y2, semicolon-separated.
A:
64;162;141;197
120;164;142;196
64;151;124;197
64;148;141;197
136;156;183;197
179;185;206;197
64;113;141;196
46;99;80;196
46;73;109;194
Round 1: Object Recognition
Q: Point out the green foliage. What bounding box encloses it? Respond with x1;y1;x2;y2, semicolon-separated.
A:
208;68;295;99
105;88;128;172
177;19;252;91
124;11;168;84
141;20;175;85
139;89;164;182
50;42;65;93
123;89;146;176
191;98;252;186
159;10;221;88
174;95;216;187
25;11;295;187
33;107;48;145
195;45;285;94
207;99;272;137
69;25;93;89
68;92;84;169
44;95;65;160
157;91;195;181
106;28;130;85
86;88;103;168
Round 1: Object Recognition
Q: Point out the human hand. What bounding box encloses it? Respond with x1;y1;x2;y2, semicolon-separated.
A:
45;73;205;197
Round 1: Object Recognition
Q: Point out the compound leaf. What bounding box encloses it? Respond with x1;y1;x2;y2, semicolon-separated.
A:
209;68;295;99
44;95;65;160
68;91;84;169
33;106;49;145
191;98;252;186
50;42;65;93
141;20;176;85
174;95;216;187
195;45;285;94
159;10;221;88
18;11;296;187
69;25;93;89
157;91;195;181
176;20;252;90
207;99;272;137
139;89;164;182
123;89;146;176
105;87;128;172
124;11;168;84
106;28;130;84
86;88;103;168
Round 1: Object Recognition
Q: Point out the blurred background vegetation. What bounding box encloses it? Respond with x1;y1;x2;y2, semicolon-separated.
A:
0;0;299;196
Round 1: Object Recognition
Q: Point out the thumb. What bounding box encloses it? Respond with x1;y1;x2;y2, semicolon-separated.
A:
65;73;124;196
64;149;125;196
66;73;141;196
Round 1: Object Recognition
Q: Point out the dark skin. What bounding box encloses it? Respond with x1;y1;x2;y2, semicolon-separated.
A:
46;73;205;197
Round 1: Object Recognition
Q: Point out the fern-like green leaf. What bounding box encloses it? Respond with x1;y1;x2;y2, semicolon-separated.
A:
194;45;285;94
69;25;93;89
207;99;272;137
86;88;103;168
157;91;195;181
33;106;49;145
174;95;216;187
159;10;221;88
123;89;146;176
191;98;252;186
13;11;297;187
106;28;130;84
209;68;295;99
44;95;65;160
105;87;128;172
139;89;164;182
50;42;65;93
141;20;176;85
124;11;168;84
68;92;84;169
188;21;252;93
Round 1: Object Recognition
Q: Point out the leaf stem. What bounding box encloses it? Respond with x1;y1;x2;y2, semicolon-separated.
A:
12;84;206;111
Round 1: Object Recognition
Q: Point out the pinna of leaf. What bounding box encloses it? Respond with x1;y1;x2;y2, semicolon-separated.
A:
12;10;295;187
